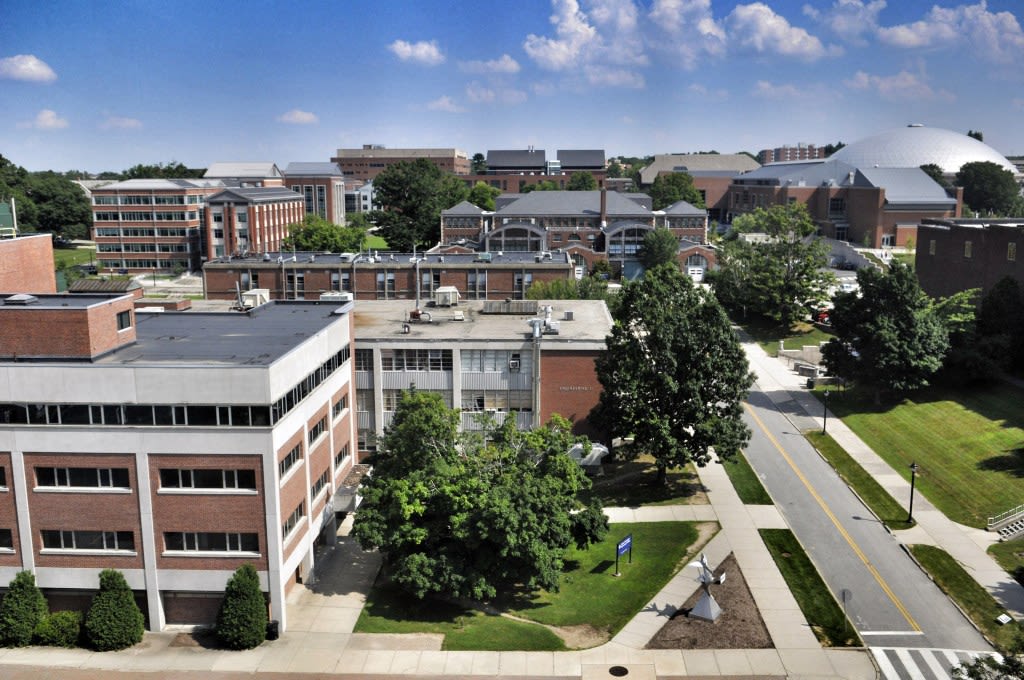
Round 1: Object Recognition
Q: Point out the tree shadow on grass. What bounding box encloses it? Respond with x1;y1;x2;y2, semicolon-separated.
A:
584;458;705;508
977;447;1024;478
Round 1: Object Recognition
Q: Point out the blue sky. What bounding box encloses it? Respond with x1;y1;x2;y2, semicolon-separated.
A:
2;0;1022;172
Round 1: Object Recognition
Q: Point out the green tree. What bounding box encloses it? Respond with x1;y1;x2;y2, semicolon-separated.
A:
607;160;623;178
566;171;597;191
351;390;606;601
84;569;144;651
639;228;680;270
822;263;950;403
957;161;1020;216
0;571;48;647
953;650;1023;679
471;152;487;174
282;214;365;252
370;159;467;251
526;276;608;300
466;181;500;211
34;610;83;648
823;141;845;156
919;164;951;190
120;161;204;179
215;564;267;650
713;204;833;328
521;180;559;193
647;172;704;211
977;276;1024;374
595;265;754;485
966;129;984;142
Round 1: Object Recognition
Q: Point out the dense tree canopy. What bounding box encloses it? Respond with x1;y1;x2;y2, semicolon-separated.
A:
370;159;468;251
595;265;753;484
351;390;607;601
526;276;608;300
607;160;623;178
97;161;205;180
639;228;680;270
919;164;951;189
466;181;501;211
977;276;1024;374
822;263;950;402
521;180;560;193
566;171;598;191
957;161;1020;216
471;152;487;174
713;204;833;328
0;155;92;239
647;172;704;211
282;214;365;252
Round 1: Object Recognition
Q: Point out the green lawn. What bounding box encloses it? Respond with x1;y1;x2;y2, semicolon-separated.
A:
805;430;913;530
910;544;1023;653
760;529;860;647
356;521;707;649
363;235;388;250
739;318;834;357
988;538;1024;588
584;455;705;506
53;246;96;268
824;382;1024;528
721;453;773;505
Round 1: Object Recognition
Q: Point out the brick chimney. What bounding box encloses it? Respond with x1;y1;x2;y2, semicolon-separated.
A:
600;188;607;228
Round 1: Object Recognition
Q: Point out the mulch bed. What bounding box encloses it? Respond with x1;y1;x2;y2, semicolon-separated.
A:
646;553;773;649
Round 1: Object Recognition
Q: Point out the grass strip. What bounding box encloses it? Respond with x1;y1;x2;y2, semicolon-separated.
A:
988;539;1024;588
721;452;773;505
805;430;912;531
585;457;704;507
759;528;860;647
739;318;834;357
909;544;1023;653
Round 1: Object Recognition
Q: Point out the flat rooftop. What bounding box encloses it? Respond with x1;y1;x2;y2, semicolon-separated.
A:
352;299;611;347
96;301;350;366
205;251;573;267
0;293;120;309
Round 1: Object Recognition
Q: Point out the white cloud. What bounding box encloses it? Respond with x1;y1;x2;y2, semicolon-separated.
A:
387;39;445;66
277;109;318;124
726;3;837;60
803;0;886;45
459;54;520;74
688;83;729;100
843;69;954;100
427;96;464;113
18;109;68;130
466;82;527;105
523;0;599;70
586;0;648;66
0;54;57;82
877;2;1024;63
585;66;645;88
648;0;726;68
100;116;142;130
751;80;804;99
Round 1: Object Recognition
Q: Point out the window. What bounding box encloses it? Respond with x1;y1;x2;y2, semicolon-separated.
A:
0;529;11;551
159;468;256;491
282;501;305;539
164;532;258;554
308;417;327;444
929;239;936;255
1009;242;1017;262
279;444;302;478
0;467;7;488
117;310;132;331
42;530;134;552
380;349;453;372
36;467;129;489
355;349;373;371
964;241;973;258
332;394;348;419
335;443;350;470
311;469;329;499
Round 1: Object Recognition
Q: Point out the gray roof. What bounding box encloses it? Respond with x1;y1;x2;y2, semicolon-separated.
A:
487;149;546;169
283;162;344;177
68;279;143;294
640;154;760;184
205;250;572;268
855;167;957;206
204;162;283;179
495;191;651;217
832;125;1018;175
208;187;303;203
0;293;123;309
662;200;705;215
557;149;605;168
442;201;486;216
735;160;857;186
93;178;225;191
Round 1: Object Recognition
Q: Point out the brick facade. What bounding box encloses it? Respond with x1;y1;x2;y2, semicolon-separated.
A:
0;234;56;293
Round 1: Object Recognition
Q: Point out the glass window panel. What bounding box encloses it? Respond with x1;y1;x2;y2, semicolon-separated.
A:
153;406;174;425
124;405;152;425
188;406;217;426
59;404;91;424
230;406;251;426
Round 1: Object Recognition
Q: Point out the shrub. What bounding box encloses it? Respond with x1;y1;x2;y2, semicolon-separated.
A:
0;571;48;647
35;610;83;647
215;564;267;650
84;569;144;651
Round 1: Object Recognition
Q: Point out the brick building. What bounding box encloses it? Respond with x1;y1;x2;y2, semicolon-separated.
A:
282;162;346;225
203;162;285;187
0;294;356;632
331;146;469;182
757;144;827;165
0;233;56;293
915;219;1024;300
458;149;609;193
350;299;611;455
203;187;305;260
638;154;761;223
202;251;576;302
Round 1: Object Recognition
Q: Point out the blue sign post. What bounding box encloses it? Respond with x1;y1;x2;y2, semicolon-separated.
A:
614;533;633;577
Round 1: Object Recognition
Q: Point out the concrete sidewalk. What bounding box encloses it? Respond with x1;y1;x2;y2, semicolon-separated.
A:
742;336;1024;623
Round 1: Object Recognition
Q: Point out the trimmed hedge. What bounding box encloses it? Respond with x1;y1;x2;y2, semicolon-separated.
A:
0;571;48;647
85;569;144;651
216;564;267;650
35;611;83;648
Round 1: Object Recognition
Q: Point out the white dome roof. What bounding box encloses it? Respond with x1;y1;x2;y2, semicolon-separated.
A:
831;125;1016;175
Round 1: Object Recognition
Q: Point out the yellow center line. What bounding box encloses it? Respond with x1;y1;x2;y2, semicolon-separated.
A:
744;402;921;631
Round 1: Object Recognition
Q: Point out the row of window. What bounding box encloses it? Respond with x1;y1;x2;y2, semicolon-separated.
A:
94;195;203;206
98;259;190;270
308;416;327;445
332;394;349;419
159;468;256;491
271;347;351;422
37;467;129;489
0;529;259;555
927;239;1017;262
26;466;258;492
94;212;199;222
311;469;329;500
380;348;453;372
279;444;302;478
95;227;195;237
282;502;304;540
98;243;189;253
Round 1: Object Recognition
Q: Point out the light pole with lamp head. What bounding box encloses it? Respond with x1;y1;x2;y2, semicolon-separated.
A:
821;390;830;434
907;462;920;524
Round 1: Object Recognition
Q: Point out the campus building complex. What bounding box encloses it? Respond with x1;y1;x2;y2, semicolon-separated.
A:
915;218;1024;299
0;294;357;632
282;162;347;225
331;145;470;182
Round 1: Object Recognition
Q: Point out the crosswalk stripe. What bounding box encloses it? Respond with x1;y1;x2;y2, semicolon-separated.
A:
920;649;952;679
871;648;1002;680
893;648;927;680
872;648;901;680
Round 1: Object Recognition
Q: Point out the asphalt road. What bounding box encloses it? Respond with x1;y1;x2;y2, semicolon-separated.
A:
742;383;990;652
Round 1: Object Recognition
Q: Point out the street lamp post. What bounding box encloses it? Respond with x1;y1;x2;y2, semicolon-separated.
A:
821;390;830;434
907;462;920;524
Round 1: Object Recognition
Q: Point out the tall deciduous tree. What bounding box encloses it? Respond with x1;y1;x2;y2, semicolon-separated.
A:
351;390;607;601
956;161;1020;216
639;228;680;270
521;180;559;193
466;181;501;211
919;164;951;190
370;159;468;251
647;172;704;210
282;214;365;252
822;263;950;402
566;171;597;191
595;265;753;485
713;204;833;329
471;153;487;174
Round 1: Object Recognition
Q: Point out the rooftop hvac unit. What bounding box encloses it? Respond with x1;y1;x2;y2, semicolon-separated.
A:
319;291;354;302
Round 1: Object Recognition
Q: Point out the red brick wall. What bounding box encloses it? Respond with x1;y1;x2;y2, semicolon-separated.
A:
540;350;603;439
0;453;20;568
278;429;310;563
0;297;135;359
0;235;56;294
